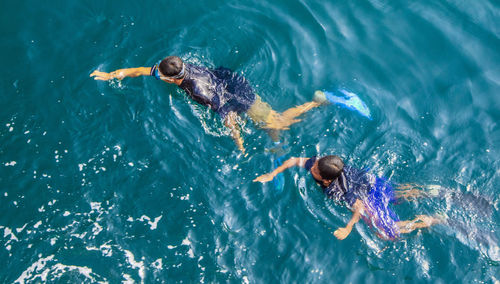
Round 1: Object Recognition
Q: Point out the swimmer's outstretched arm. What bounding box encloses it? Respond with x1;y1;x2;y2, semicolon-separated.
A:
253;157;309;182
333;199;364;240
90;67;151;80
224;112;246;153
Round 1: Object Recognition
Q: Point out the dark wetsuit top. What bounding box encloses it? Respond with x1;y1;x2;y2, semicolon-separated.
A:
154;63;256;119
305;156;371;207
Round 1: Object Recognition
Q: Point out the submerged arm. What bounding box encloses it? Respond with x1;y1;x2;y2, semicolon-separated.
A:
333;199;364;240
224;112;245;153
253;157;309;183
90;67;151;80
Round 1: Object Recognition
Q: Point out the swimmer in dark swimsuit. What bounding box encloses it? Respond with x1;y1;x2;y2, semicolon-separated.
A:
90;56;323;153
253;155;443;240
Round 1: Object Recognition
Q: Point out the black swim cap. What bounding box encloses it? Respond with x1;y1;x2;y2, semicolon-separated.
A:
318;155;344;180
159;56;185;78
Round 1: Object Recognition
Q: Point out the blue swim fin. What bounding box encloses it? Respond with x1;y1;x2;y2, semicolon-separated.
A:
270;142;287;192
273;157;285;192
323;89;372;120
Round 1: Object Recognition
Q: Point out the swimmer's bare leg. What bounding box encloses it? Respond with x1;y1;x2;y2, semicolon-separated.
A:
395;183;443;201
264;102;322;130
395;183;421;190
281;101;322;120
267;129;281;142
397;215;443;234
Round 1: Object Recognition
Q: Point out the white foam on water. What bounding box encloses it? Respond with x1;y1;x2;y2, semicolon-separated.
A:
122;274;134;284
16;223;27;233
412;241;430;279
181;237;191;246
123;250;145;283
182;236;195;258
14;255;54;283
71;232;87;239
151;258;163;270
86;244;113;257
90;202;101;211
138;215;163;230
92;222;103;236
33;221;42;229
197;256;205;273
52;263;105;283
4;227;19;242
16;257;107;284
187;248;195;258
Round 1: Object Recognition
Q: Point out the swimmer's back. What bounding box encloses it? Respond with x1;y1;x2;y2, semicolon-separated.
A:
179;64;256;118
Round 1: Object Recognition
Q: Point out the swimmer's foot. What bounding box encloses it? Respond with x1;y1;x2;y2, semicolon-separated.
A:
397;214;445;234
435;213;449;225
313;90;328;105
415;214;445;226
395;188;426;200
425;185;443;197
395;184;443;200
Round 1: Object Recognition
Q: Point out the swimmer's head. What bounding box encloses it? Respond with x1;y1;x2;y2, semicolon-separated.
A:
317;155;344;180
158;56;185;80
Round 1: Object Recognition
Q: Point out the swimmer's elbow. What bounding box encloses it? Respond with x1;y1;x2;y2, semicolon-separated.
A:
134;67;152;77
283;157;302;167
352;200;365;215
287;157;308;167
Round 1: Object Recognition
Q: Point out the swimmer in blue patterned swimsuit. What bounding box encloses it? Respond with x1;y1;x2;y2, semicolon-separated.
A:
254;155;442;240
91;56;323;153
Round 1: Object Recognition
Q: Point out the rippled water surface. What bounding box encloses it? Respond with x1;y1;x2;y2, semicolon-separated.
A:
1;0;499;282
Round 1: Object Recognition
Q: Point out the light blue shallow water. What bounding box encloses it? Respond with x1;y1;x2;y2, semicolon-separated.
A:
1;0;499;282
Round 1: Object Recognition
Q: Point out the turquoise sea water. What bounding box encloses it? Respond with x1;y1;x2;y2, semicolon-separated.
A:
1;0;499;282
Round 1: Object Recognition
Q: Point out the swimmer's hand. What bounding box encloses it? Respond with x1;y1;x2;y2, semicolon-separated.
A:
253;157;306;183
90;70;125;81
334;199;363;240
253;173;275;183
333;226;352;240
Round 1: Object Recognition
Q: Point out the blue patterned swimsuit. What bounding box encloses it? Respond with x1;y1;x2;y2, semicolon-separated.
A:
305;157;400;239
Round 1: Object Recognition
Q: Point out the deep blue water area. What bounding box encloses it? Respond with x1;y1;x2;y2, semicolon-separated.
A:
1;0;499;282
